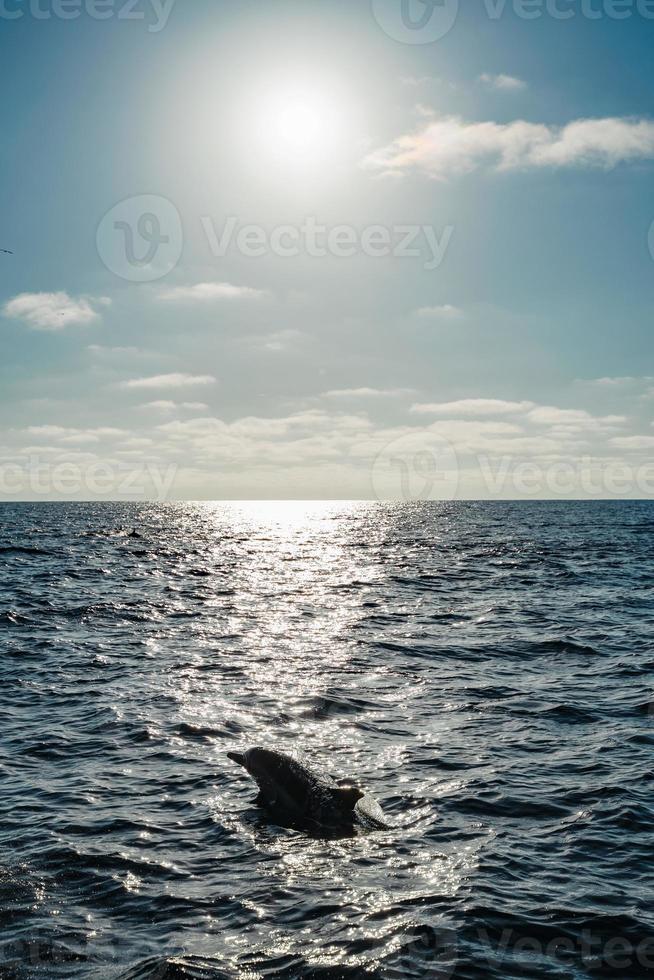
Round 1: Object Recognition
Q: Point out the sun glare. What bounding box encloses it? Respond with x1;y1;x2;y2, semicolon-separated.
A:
253;81;346;172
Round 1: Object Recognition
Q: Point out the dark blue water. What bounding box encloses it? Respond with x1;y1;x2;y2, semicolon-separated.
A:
1;501;653;979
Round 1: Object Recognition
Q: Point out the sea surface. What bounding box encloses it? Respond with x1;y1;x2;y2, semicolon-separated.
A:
1;500;653;979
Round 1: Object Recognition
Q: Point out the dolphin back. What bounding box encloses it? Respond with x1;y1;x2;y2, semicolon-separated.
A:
227;746;389;832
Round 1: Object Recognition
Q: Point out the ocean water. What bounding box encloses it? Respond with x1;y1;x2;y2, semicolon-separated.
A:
1;500;653;980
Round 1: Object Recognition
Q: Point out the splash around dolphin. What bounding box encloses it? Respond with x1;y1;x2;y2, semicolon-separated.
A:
227;747;390;833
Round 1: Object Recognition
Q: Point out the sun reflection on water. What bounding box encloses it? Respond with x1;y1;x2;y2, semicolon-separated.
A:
108;499;484;975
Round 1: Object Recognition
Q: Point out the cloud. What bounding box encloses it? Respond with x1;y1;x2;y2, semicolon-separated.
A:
527;406;625;428
585;376;640;386
411;398;534;416
152;411;561;479
60;433;100;445
140;400;177;411
480;73;527;92
416;304;463;319
610;435;654;450
121;437;154;449
158;282;267;302
27;425;126;441
244;329;305;353
409;400;627;443
3;292;109;330
154;411;377;470
140;400;210;412
11;393;654;500
324;387;413;398
27;426;69;438
363;116;654;179
120;373;216;390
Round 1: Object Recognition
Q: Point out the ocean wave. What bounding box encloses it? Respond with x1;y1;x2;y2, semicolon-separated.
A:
2;500;653;979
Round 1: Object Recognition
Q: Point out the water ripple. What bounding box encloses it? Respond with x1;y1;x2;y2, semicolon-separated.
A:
1;500;653;978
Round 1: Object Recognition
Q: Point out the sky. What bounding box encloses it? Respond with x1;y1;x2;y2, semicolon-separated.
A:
2;0;654;500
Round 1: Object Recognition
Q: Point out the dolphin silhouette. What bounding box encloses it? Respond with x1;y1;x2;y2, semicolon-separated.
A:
227;747;389;831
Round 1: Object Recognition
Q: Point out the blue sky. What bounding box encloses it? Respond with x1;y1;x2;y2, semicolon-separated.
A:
2;0;654;499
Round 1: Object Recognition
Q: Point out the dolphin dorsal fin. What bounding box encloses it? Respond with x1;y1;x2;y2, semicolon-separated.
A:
334;786;364;810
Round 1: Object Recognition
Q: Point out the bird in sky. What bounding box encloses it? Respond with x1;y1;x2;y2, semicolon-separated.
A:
0;249;13;254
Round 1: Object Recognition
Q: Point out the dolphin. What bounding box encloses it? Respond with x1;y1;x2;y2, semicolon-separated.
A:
227;747;389;831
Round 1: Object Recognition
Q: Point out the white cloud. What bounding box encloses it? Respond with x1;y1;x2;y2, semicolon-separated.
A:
416;304;463;319
26;425;126;440
60;433;100;444
324;387;413;398
411;398;534;416
408;400;627;443
480;73;527;92
27;426;69;438
121;373;216;390
158;282;267;302
3;292;109;330
584;376;641;386
363;116;654;179
140;400;177;411
527;406;625;428
11;393;654;500
140;400;210;412
154;411;376;470
122;437;154;449
611;435;654;449
245;329;305;353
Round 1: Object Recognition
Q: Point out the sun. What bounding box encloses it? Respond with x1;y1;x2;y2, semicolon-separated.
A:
252;80;347;172
274;95;331;157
